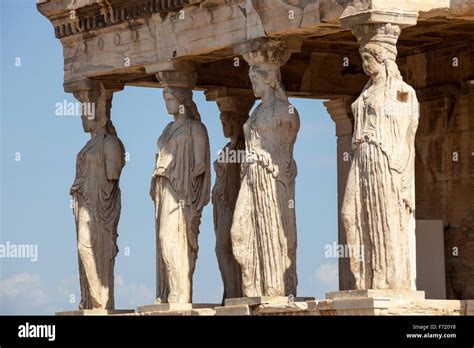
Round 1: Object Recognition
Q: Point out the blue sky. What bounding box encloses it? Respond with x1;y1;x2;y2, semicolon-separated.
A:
0;0;338;314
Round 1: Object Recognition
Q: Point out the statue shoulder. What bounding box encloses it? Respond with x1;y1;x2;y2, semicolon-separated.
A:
161;122;174;134
275;100;300;124
190;119;209;138
103;135;124;156
396;80;417;99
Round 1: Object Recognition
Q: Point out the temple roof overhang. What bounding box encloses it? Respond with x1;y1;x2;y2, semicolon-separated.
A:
37;0;474;99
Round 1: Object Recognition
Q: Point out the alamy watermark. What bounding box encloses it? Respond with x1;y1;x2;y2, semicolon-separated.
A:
324;241;364;262
18;322;55;342
0;241;38;262
55;100;95;119
216;148;255;164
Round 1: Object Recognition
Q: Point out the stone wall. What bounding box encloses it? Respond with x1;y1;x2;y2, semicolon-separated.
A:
450;0;474;14
415;90;474;300
397;40;474;300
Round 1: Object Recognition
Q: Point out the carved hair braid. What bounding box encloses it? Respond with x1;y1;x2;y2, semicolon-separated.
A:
361;43;403;101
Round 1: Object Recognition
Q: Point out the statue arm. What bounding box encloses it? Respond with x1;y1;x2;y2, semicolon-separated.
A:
400;87;419;211
191;122;209;178
277;103;300;139
190;122;211;209
149;153;159;200
104;136;124;181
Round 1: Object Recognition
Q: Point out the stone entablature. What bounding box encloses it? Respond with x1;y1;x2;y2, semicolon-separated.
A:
38;0;474;98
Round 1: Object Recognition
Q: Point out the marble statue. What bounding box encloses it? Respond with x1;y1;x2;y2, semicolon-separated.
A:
70;88;125;310
150;86;211;304
231;47;300;297
212;96;254;302
341;23;419;290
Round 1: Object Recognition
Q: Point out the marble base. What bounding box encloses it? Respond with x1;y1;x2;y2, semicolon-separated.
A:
136;303;219;314
465;301;474;315
215;305;252;316
224;296;315;307
319;290;471;316
56;297;474;316
56;309;135;316
326;289;426;300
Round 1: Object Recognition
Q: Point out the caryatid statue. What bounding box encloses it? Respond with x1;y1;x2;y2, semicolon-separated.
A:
150;79;211;304
341;23;419;290
210;92;255;302
70;85;126;310
231;43;300;297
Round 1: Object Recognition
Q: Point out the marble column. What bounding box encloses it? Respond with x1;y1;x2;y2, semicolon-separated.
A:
205;88;255;303
67;80;125;310
231;39;300;297
324;98;355;291
339;13;420;291
150;62;211;303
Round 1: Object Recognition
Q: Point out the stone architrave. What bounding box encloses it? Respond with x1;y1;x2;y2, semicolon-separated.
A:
150;65;211;304
340;22;420;290
207;89;255;302
70;83;126;310
231;40;300;297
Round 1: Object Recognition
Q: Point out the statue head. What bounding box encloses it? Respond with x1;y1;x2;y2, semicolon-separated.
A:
248;64;281;98
243;47;291;102
360;44;385;76
163;89;181;115
76;89;117;136
163;87;201;121
360;42;402;84
214;95;253;139
354;23;402;83
220;111;246;139
81;115;96;133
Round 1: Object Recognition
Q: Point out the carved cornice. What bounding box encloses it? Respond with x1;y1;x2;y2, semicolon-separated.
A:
37;0;198;39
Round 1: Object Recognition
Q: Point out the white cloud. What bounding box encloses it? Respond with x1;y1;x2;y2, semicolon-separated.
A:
314;262;338;286
0;272;46;306
116;274;125;287
56;274;79;299
115;275;154;308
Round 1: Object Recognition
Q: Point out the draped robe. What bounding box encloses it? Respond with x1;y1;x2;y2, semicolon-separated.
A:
71;133;124;309
341;80;419;290
152;119;210;303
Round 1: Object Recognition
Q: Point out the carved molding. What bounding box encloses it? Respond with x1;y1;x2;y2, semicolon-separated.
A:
38;0;199;39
